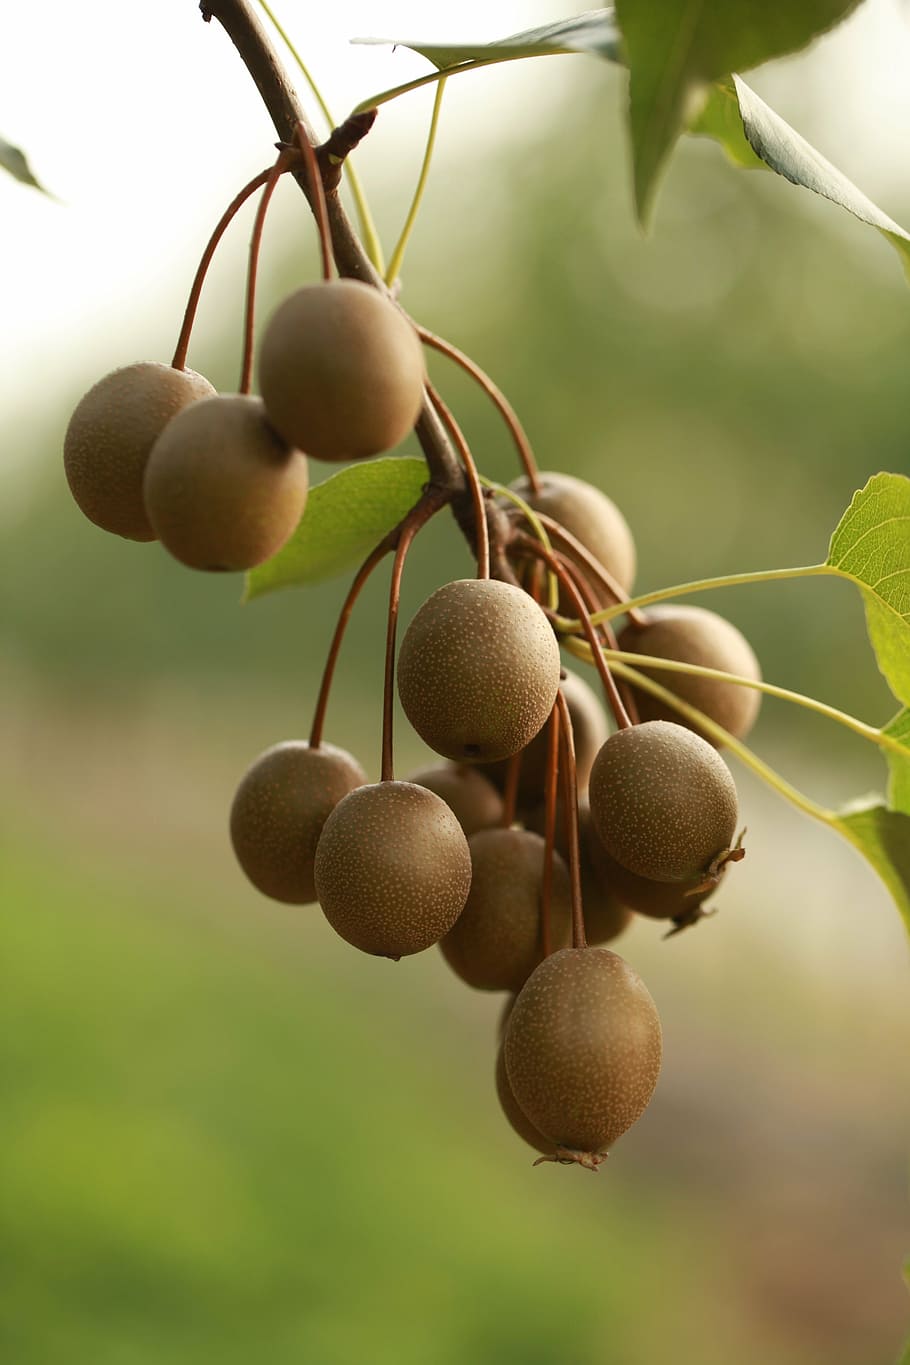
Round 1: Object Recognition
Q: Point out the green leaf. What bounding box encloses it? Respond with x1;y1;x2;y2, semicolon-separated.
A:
883;710;910;815
614;0;861;222
826;473;910;707
354;12;622;69
0;136;53;195
723;76;910;279
244;457;428;602
834;801;910;933
688;79;765;170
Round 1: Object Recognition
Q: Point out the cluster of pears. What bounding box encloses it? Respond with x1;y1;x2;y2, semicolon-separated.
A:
228;469;760;1168
63;248;761;1167
63;278;425;569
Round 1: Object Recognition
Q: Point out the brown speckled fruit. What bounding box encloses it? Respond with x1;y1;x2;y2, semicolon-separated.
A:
495;1041;555;1157
314;781;471;958
397;579;561;763
258;279;425;461
143;393;308;571
440;828;572;992
63;361;214;540
504;946;661;1167
406;764;503;837
589;841;725;927
230;740;366;905
509;471;636;601
479;669;609;805
618;605;762;743
577;806;634;945
589;721;738;883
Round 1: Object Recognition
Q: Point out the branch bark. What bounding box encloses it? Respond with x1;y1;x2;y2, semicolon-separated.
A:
199;0;465;495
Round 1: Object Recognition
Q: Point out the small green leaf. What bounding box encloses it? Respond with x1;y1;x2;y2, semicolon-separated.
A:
727;76;910;280
615;0;860;222
834;801;910;933
0;136;53;195
826;473;910;707
354;12;622;69
883;710;910;815
244;456;428;602
688;79;765;169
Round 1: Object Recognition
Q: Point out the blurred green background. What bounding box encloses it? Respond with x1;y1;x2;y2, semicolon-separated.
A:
2;4;910;1363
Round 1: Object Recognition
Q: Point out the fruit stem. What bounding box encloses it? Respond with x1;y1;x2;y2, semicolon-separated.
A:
380;494;447;783
612;661;836;825
559;563;833;632
427;382;491;579
201;0;468;501
352;55;542;118
416;326;542;492
555;688;586;951
172;163;276;371
385;76;447;288
517;534;633;730
293;121;333;282
540;701;561;960
239;146;296;394
253;0;387;274
481;480;557;609
309;535;396;749
531;511;645;621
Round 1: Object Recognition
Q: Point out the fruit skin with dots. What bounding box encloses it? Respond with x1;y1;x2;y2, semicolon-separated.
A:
589;720;738;884
495;1041;555;1158
617;604;762;743
478;669;609;804
588;832;726;925
230;740;367;905
405;764;503;837
504;946;662;1165
63;361;214;541
509;470;637;600
143;393;309;571
314;780;471;958
397;579;562;763
523;802;632;945
258;279;426;461
440;828;573;992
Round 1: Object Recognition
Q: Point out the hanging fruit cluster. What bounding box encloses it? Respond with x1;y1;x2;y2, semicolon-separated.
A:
63;124;764;1172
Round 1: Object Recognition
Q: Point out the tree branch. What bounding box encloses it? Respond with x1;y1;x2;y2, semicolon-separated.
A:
199;0;465;494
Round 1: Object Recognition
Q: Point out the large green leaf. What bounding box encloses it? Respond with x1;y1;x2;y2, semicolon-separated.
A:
883;710;910;814
614;0;860;221
717;77;910;279
0;136;53;195
354;12;622;70
357;10;910;280
244;457;428;602
826;473;910;707
835;801;910;933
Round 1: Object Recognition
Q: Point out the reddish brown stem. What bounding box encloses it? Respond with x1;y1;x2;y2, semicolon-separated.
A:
308;534;396;749
555;689;586;951
239;147;295;394
539;701;561;960
172;163;276;371
426;381;490;580
555;550;640;728
294;121;333;282
380;495;447;783
531;511;646;624
416;325;541;492
517;535;632;731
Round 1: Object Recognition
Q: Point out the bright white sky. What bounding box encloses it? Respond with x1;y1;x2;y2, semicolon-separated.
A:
1;0;910;451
